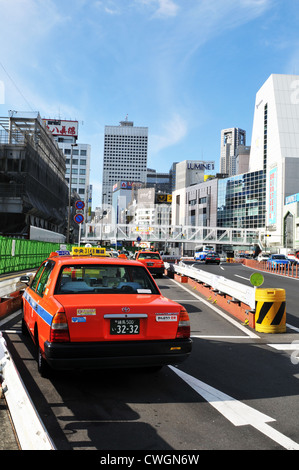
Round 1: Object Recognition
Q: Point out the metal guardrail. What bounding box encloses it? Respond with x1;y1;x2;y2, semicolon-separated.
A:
0;277;25;298
166;262;255;310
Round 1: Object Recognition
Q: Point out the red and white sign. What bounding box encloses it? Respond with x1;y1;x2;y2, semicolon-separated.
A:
43;119;78;138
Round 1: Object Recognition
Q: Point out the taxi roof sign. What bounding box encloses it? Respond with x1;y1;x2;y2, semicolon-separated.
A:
71;246;106;257
56;250;71;256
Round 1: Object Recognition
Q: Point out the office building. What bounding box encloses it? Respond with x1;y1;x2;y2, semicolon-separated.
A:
220;128;246;176
249;74;299;248
217;170;266;229
175;160;215;190
102;119;148;207
112;180;142;224
43;119;92;228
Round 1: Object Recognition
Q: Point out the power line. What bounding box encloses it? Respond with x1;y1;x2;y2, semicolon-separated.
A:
0;61;35;111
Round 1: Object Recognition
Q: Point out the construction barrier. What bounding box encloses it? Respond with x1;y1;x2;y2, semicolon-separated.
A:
0;236;73;275
255;288;286;333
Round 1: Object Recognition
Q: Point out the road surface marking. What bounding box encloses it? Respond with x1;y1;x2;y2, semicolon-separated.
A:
170;278;259;338
268;344;299;350
169;366;299;450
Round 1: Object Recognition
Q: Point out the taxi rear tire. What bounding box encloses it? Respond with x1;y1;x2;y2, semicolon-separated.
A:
37;345;51;378
34;328;51;378
21;317;29;336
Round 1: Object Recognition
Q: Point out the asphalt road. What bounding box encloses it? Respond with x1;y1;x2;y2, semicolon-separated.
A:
1;268;299;451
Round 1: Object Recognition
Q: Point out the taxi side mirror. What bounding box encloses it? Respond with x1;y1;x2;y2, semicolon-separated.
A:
20;275;31;285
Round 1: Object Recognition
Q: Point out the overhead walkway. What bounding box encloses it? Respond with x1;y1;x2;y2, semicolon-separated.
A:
81;223;262;248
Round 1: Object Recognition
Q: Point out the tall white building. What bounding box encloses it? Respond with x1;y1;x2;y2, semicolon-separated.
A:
249;74;299;248
102;119;148;207
43;119;91;225
220;128;246;176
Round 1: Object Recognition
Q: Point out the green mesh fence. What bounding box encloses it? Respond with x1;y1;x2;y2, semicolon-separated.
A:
0;236;73;275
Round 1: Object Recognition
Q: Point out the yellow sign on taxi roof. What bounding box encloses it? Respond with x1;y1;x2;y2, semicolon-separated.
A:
71;246;106;257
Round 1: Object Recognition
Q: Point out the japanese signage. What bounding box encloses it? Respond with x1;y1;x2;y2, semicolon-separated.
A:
71;247;106;256
43;119;78;138
113;181;137;192
269;167;277;225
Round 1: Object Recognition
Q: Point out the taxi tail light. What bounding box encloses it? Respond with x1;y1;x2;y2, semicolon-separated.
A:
50;311;70;342
176;307;190;338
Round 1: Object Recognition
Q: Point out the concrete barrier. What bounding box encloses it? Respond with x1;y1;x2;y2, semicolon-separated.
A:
0;332;55;450
165;262;256;329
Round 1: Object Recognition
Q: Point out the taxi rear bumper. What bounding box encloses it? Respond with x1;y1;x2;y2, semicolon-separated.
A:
44;338;192;370
145;265;165;276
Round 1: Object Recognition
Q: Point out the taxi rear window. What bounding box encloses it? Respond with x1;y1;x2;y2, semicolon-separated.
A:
54;264;160;295
137;253;161;260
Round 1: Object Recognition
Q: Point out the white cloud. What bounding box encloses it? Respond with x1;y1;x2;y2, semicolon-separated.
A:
134;0;179;18
150;113;188;155
153;0;179;18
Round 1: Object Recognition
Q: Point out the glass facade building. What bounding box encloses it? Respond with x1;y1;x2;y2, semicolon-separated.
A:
217;170;266;229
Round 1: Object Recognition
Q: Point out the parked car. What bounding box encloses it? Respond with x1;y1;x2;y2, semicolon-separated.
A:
287;254;299;265
204;252;221;264
267;254;290;268
257;253;270;262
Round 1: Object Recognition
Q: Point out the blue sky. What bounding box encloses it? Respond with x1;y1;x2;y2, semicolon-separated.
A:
0;0;299;209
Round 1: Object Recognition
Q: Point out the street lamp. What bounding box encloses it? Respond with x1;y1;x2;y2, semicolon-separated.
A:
67;143;78;244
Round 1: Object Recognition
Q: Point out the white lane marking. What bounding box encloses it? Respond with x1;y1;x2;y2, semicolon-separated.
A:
0;309;22;327
169;366;299;450
286;323;299;333
1;330;21;334
170;278;259;338
268;344;299;351
192;335;253;339
235;275;250;281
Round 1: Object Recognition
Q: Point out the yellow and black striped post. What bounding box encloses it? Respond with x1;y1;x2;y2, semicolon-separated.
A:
255;288;286;333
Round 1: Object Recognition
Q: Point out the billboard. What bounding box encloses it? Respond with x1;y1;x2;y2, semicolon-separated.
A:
43;119;78;138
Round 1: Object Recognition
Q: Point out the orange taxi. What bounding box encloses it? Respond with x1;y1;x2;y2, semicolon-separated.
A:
21;247;192;376
135;251;165;277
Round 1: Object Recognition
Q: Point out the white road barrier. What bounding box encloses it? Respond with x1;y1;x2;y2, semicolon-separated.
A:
165;262;255;310
0;332;55;450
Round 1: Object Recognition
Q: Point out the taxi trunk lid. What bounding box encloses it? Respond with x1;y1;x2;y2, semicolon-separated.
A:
54;294;182;342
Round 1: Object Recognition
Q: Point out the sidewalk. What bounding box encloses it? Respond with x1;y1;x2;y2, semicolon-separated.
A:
0;397;19;450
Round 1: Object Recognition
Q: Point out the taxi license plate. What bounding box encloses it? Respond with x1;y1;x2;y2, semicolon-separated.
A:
110;319;140;335
147;262;154;266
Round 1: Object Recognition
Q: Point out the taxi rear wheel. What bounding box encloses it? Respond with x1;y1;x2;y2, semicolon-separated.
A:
34;329;51;378
37;345;51;378
21;318;29;336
